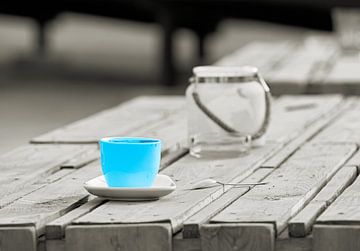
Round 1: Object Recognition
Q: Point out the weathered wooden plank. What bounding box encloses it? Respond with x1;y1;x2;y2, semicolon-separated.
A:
214;37;360;95
45;197;104;240
263;96;348;168
65;224;172;251
44;146;188;240
61;147;99;169
312;99;360;144
346;150;360;172
215;41;295;74
210;143;356;235
266;39;336;94
73;142;282;232
160;147;188;170
0;144;93;207
313;225;360;251
60;112;188;170
31;96;185;143
133;109;188;153
307;37;339;86
327;56;360;84
316;172;360;225
0;160;101;251
0;168;75;212
288;165;357;237
182;168;273;238
200;223;275;251
0;226;36;251
183;96;346;238
70;96;343;240
215;42;269;67
267;95;343;144
319;56;360;95
174;231;313;251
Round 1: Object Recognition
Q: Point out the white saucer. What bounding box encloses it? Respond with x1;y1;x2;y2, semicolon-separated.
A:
84;174;176;201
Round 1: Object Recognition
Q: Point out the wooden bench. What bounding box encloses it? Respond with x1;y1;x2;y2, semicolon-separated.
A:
216;36;360;95
1;94;360;250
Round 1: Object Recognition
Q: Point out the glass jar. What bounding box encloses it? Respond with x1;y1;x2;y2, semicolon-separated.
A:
186;66;271;158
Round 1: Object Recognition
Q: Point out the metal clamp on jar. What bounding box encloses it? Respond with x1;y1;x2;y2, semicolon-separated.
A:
186;66;271;158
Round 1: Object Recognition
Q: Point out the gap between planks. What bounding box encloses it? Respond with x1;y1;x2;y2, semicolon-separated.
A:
0;95;346;250
262;96;354;168
44;146;188;240
182;168;274;238
0;144;95;209
173;229;313;251
181;95;349;239
70;95;345;244
31;96;185;144
313;155;360;251
209;143;357;237
288;165;358;237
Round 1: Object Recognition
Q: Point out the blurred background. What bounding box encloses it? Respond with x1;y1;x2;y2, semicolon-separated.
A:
0;1;353;153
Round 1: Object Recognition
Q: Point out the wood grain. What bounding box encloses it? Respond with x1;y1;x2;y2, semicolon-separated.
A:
210;143;356;235
200;223;275;251
288;166;357;237
0;144;93;207
214;37;360;95
320;56;360;95
45;197;104;240
183;97;346;238
44;146;188;241
267;95;343;144
133;109;188;153
70;96;342;239
0;226;36;251
160;147;188;170
216;37;349;95
216;41;295;74
316;171;360;224
312;100;360;144
182;168;273;238
346;150;360;172
266;39;336;94
314;225;360;251
263;96;348;168
61;147;99;169
73;142;282;233
66;224;172;251
60;111;188;169
0;168;75;216
31;96;185;143
0;160;101;245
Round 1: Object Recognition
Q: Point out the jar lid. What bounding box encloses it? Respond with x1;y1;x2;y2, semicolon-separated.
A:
193;66;258;78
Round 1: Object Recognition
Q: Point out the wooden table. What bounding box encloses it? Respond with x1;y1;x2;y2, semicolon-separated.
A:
1;95;360;251
216;36;360;95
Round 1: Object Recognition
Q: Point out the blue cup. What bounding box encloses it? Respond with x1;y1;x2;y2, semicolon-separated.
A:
99;137;161;187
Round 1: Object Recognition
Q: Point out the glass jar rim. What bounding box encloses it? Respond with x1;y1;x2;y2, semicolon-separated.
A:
193;66;258;78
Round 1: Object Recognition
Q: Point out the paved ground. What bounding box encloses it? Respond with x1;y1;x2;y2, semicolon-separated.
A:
0;13;329;153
